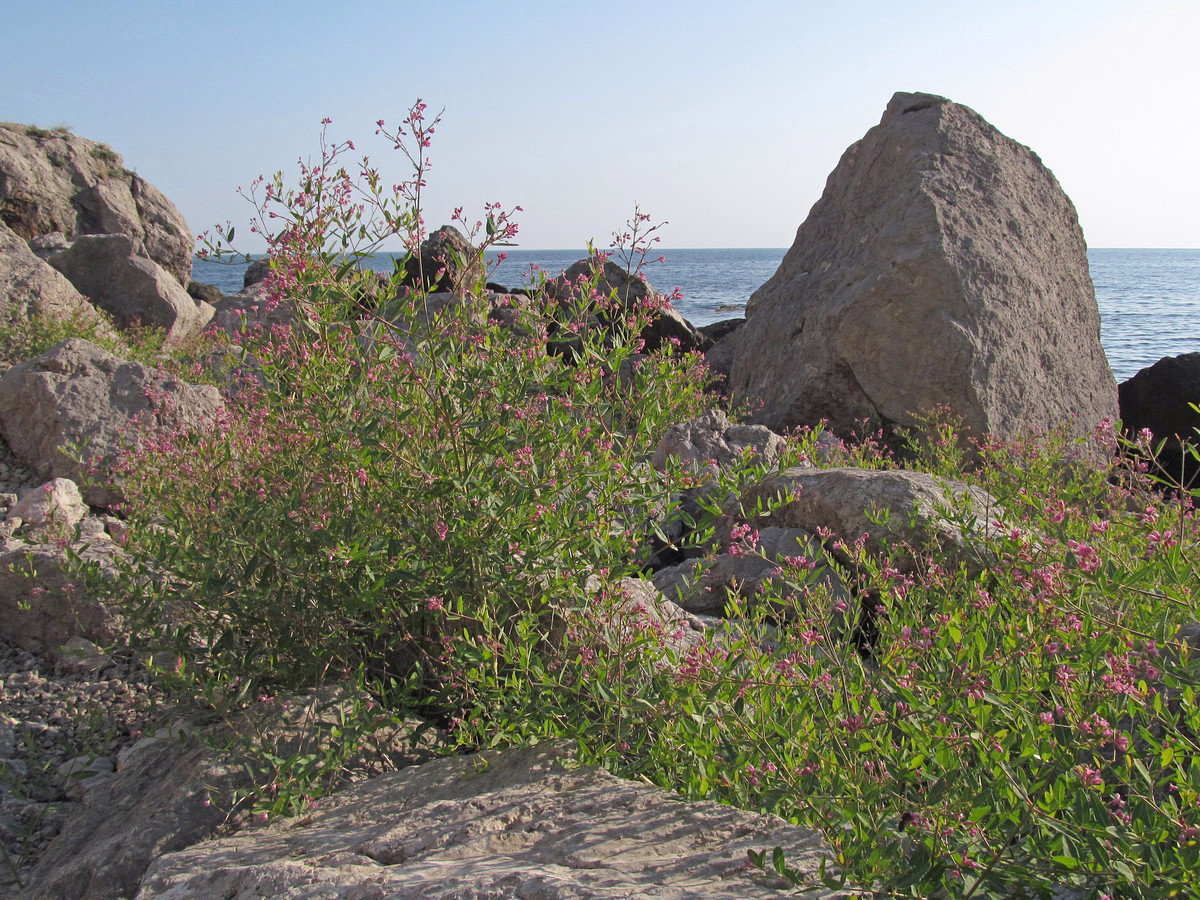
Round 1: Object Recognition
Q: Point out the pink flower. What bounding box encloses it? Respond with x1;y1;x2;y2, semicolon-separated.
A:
434;521;448;541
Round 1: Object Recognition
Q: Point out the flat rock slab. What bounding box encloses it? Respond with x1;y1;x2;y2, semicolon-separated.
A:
738;466;1003;575
136;743;844;899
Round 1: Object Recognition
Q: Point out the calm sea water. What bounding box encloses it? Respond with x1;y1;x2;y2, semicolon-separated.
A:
193;247;1200;383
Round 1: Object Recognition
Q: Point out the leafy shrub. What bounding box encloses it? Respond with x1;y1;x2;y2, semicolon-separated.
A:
83;103;1200;897
108;100;713;737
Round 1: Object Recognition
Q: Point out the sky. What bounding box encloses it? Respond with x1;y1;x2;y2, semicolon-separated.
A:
3;0;1197;251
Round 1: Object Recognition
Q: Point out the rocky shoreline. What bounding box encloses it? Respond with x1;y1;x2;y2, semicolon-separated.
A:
2;92;1199;897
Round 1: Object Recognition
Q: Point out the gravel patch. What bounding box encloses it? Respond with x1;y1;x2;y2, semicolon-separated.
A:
0;635;175;895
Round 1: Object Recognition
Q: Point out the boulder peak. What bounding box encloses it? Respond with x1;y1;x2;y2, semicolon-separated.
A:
731;92;1118;442
0;123;193;286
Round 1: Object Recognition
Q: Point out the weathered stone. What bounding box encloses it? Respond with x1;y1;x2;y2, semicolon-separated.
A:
648;410;791;565
184;281;222;306
47;234;214;341
736;466;1004;575
25;696;445;900
27;231;70;259
0;124;192;285
7;478;87;541
0;221;113;333
653;409;786;475
1118;352;1200;485
699;317;743;395
609;576;709;655
730;92;1118;443
22;727;246;900
0;533;124;656
211;282;294;338
53;635;109;675
134;742;840;900
545;256;705;354
0;338;223;506
397;224;485;294
242;256;271;288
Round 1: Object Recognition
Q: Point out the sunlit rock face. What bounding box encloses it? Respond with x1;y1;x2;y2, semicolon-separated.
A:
730;91;1118;443
0;123;193;287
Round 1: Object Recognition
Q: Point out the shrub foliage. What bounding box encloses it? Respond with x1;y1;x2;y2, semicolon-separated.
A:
80;103;1200;897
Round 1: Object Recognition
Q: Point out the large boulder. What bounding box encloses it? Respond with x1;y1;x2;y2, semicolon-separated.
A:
0;521;124;656
0;221;114;335
242;256;271;288
0;338;223;506
25;691;443;900
6;477;88;541
133;742;840;899
654;526;847;617
48;234;213;341
652;409;786;475
0;123;193;286
730;92;1118;443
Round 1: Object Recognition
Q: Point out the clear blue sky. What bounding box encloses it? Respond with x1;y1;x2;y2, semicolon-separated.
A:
4;0;1197;250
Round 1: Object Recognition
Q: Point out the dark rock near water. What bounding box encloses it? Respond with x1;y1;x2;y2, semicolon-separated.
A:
544;256;705;355
730;92;1118;443
397;224;484;294
242;256;271;288
1119;352;1200;445
699;317;744;345
699;318;744;395
184;280;222;306
1119;352;1200;486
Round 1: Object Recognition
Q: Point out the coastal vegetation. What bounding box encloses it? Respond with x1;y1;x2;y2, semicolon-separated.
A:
51;103;1200;898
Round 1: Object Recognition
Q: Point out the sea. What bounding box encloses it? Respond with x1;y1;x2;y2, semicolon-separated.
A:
192;247;1200;384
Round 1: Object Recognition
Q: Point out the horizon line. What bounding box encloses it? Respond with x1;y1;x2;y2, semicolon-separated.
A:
192;246;1200;258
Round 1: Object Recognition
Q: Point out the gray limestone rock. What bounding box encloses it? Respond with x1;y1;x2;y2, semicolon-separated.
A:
0;338;223;507
0;531;124;657
0;124;193;286
0;222;114;336
654;526;847;617
545;256;705;355
736;465;1004;575
134;742;841;900
730;92;1118;443
397;224;485;294
652;408;786;475
7;477;88;541
48;234;213;342
24;690;444;900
